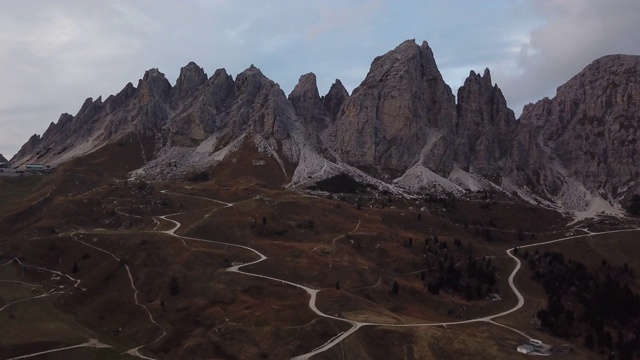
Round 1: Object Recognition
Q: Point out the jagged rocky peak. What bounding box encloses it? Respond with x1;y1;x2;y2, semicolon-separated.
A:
104;82;137;113
289;73;325;117
165;68;235;145
289;72;330;145
75;96;104;120
455;67;515;177
289;73;320;102
201;68;235;112
77;97;94;116
170;61;208;108
233;64;278;102
137;68;171;101
511;54;640;203
12;134;41;162
323;79;348;122
333;38;456;175
230;64;275;105
219;64;295;141
235;64;271;93
0;154;7;163
50;113;74;131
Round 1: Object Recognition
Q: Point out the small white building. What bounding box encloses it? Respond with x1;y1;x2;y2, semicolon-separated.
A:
517;344;533;354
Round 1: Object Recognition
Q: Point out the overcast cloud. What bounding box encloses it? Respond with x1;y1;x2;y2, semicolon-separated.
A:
1;0;639;158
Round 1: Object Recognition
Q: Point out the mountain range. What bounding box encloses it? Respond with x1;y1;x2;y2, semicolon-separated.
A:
11;39;640;219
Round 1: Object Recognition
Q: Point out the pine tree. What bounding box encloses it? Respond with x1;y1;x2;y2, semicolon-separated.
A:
392;281;399;295
169;277;180;296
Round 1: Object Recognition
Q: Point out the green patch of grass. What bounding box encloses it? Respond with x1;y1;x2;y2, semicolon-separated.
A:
0;281;39;304
0;298;95;359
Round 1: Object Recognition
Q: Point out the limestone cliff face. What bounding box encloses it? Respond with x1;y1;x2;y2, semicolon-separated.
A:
331;39;457;175
509;55;640;203
455;69;515;179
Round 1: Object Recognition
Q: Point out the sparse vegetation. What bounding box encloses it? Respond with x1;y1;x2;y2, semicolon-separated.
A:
391;281;399;295
308;174;370;194
626;194;640;215
169;277;180;296
524;250;640;358
186;170;211;182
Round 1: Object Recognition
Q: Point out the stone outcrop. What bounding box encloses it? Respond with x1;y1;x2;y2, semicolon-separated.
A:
331;39;457;175
0;154;7;163
455;69;515;179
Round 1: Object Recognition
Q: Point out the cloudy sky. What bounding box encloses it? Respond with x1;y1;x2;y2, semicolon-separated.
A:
1;0;639;158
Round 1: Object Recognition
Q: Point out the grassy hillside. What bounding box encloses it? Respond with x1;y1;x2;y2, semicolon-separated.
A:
0;176;45;217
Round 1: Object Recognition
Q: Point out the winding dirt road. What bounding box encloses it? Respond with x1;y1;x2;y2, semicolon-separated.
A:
5;189;640;359
156;192;640;359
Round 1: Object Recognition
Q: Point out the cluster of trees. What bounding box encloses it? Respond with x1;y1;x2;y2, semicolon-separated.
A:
417;237;498;301
425;254;497;300
626;195;640;215
523;250;640;359
308;174;370;194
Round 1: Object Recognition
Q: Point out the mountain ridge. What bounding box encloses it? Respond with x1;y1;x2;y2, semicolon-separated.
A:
11;39;640;219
